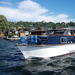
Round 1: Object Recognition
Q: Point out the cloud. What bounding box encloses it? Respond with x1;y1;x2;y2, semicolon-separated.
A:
17;0;48;15
0;0;74;22
53;14;71;23
0;1;12;6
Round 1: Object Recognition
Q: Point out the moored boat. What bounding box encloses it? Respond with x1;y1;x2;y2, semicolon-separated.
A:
17;28;75;58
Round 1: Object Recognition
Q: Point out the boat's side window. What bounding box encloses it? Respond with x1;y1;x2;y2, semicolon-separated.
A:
60;37;67;43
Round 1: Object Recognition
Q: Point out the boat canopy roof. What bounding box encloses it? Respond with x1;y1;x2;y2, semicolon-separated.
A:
48;28;75;31
48;28;75;36
60;28;75;30
29;28;75;36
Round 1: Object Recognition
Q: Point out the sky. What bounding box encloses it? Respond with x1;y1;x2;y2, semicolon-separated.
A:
0;0;75;23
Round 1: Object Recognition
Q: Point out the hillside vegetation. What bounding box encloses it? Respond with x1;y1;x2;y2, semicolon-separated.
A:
0;15;75;31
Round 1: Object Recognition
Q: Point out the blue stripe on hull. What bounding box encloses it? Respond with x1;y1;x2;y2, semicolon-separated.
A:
28;35;75;44
44;36;75;44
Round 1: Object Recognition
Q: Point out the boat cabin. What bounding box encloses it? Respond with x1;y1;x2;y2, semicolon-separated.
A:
30;30;47;36
28;28;75;45
48;28;75;36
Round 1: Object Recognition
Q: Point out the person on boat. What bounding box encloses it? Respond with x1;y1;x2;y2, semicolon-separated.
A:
20;36;26;45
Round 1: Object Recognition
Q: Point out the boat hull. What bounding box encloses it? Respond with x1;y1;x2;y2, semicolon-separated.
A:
18;44;75;58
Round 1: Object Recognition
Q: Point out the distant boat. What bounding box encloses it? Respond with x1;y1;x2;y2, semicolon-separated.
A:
17;28;75;58
4;37;20;40
4;35;20;40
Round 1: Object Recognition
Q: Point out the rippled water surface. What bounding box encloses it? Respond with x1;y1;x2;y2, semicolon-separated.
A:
0;38;75;75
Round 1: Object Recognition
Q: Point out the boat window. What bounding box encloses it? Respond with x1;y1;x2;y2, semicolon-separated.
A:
63;30;72;35
55;30;64;34
31;31;46;35
40;37;48;41
48;30;64;35
60;37;67;43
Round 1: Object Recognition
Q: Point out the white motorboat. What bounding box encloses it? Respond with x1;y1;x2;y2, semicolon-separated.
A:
18;44;75;59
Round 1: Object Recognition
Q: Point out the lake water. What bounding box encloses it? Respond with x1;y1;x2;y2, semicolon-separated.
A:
0;38;75;75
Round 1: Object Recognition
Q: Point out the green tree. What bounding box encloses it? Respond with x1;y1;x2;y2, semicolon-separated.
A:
67;22;75;27
0;15;9;31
